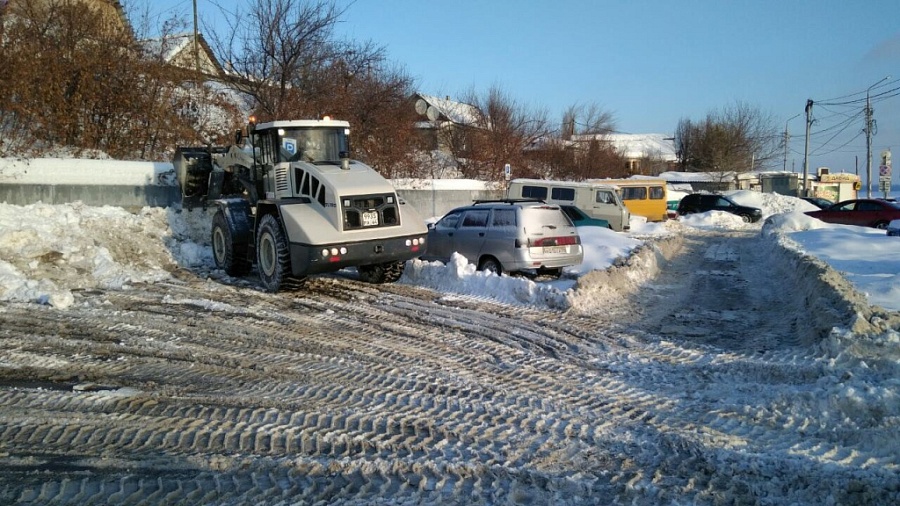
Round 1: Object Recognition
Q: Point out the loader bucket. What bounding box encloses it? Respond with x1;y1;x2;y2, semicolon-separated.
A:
173;146;214;209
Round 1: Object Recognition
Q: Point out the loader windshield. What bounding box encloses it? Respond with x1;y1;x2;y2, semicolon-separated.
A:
277;127;349;164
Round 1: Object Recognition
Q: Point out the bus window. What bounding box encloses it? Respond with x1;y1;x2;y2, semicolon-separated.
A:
551;187;576;201
521;185;548;200
622;187;647;200
649;186;665;199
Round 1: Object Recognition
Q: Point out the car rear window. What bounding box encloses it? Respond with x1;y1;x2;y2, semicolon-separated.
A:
522;206;573;229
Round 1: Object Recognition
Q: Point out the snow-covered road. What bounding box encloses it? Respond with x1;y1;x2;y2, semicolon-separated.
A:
1;206;897;505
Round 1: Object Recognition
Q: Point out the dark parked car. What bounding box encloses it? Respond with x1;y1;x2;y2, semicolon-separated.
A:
559;205;610;228
805;199;900;229
676;193;763;223
800;196;834;209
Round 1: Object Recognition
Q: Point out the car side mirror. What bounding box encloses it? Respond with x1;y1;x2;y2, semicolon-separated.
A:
427;222;436;230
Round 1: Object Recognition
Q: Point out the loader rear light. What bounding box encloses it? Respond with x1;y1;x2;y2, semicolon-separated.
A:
406;237;425;252
321;247;348;262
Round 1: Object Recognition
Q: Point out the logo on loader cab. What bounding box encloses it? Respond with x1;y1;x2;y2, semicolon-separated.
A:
282;139;298;157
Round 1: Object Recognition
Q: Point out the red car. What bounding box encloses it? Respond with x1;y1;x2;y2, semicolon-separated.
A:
805;199;900;229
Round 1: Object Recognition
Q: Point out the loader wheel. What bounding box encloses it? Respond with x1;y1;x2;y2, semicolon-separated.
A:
358;261;405;284
211;210;250;276
256;214;291;293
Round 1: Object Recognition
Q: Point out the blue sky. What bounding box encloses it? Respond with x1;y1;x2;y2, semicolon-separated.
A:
145;0;899;181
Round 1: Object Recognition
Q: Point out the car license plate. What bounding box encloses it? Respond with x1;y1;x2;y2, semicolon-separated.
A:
362;211;379;227
543;246;567;254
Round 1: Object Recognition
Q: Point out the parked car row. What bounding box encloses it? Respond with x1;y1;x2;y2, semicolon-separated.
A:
416;191;899;278
804;198;900;229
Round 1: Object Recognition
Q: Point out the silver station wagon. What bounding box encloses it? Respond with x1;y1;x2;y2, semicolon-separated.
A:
420;199;584;278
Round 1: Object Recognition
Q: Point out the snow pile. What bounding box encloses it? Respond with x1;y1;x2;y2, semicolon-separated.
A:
679;210;749;229
727;189;820;218
403;253;573;310
1;189;899;313
0;203;211;309
761;210;832;234
677;190;821;231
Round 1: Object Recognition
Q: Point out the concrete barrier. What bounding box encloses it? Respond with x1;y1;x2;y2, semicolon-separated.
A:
0;158;504;218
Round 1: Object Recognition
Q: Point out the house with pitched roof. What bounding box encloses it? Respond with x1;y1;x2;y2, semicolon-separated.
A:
412;93;480;153
2;0;131;35
572;132;678;176
142;32;225;78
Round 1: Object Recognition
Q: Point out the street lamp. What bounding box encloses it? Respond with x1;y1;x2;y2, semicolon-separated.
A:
783;113;801;172
866;75;891;198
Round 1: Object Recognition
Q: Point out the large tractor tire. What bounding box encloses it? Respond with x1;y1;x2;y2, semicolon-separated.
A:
211;210;251;276
358;261;405;284
256;214;292;293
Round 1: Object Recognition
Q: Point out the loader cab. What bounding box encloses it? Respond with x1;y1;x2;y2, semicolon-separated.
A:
249;120;351;166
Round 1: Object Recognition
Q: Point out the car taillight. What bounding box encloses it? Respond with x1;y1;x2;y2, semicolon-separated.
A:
529;236;579;247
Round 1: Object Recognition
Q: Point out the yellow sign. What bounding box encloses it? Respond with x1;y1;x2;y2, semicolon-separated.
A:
820;173;859;183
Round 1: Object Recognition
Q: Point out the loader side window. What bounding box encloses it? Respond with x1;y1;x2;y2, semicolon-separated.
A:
310;177;320;199
254;132;276;165
301;172;310;195
295;168;306;194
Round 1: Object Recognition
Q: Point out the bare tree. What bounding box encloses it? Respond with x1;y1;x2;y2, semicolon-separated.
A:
208;0;347;119
205;0;418;174
0;0;163;158
537;103;621;180
675;101;780;175
457;84;551;181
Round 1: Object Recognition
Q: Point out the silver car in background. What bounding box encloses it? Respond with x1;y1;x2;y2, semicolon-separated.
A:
420;200;584;278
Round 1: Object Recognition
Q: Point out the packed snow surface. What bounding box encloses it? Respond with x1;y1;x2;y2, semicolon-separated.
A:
1;170;899;504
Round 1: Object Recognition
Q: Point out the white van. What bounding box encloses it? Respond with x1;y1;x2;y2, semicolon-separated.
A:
507;179;631;231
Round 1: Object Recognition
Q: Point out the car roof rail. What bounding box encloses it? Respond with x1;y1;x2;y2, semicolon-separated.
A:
472;198;546;205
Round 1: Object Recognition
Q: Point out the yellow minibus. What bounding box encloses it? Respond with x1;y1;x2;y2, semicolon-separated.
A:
592;178;668;221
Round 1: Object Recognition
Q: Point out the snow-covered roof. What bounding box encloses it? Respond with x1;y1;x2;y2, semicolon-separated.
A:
573;133;677;161
658;171;737;182
414;94;480;126
140;33;223;76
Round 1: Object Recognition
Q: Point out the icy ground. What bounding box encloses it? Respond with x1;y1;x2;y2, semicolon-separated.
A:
0;190;899;504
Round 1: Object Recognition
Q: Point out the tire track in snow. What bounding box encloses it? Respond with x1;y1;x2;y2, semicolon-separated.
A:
1;232;898;505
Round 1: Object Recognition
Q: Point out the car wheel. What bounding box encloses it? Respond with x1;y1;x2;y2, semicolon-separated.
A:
874;221;889;229
739;214;751;223
256;214;291;293
211;210;251;276
478;256;502;275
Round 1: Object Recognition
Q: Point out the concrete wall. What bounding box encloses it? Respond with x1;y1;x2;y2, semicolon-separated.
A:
0;183;504;219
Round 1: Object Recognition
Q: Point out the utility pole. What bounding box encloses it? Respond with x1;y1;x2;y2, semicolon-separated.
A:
193;0;200;77
784;113;801;172
865;93;873;198
866;76;891;198
802;100;813;197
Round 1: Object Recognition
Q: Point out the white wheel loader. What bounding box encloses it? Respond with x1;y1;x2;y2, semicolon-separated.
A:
173;118;426;292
